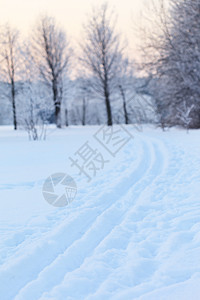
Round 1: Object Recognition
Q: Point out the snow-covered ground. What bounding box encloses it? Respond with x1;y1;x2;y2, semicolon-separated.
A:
0;125;200;300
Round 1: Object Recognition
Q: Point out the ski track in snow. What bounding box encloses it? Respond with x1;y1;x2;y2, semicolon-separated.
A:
0;128;200;300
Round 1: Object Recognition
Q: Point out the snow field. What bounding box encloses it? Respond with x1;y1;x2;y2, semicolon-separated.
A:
0;126;200;299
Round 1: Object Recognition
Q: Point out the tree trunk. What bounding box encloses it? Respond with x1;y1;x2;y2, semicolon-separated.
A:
104;89;112;126
11;80;17;130
65;108;68;126
82;97;86;126
119;84;128;124
55;104;61;128
53;81;61;128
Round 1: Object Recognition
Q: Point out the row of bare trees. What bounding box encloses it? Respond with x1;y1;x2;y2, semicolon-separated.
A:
0;2;140;133
0;16;72;130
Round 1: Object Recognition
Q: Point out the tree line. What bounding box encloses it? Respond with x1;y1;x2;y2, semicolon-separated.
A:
0;0;200;137
0;3;146;136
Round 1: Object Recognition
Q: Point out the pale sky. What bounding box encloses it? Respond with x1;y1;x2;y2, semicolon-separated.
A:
0;0;149;59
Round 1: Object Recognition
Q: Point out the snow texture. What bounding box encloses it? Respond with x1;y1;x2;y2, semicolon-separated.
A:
0;125;200;300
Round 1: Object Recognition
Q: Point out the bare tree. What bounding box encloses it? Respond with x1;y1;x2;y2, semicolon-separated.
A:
116;58;135;125
80;2;125;126
177;101;195;132
31;16;72;128
77;77;90;125
0;24;21;130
